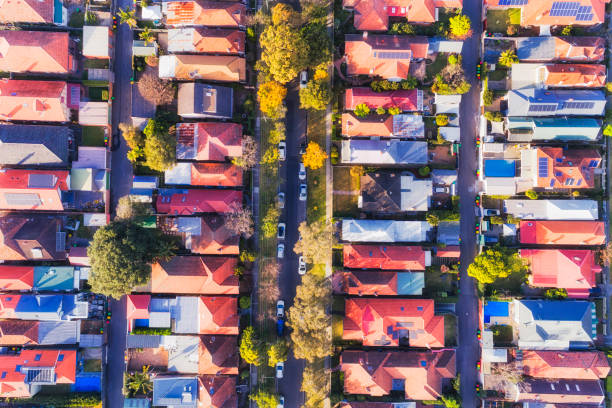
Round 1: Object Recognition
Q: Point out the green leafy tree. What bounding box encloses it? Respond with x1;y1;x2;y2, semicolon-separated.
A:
354;103;370;117
485;111;503;122
267;341;288;366
250;390;280;408
483;89;494;106
293;220;333;265
116;195;152;221
258;81;287;119
302;141;328;170
467;246;527;285
119;122;143;150
138;27;155;44
240;326;263;366
299;79;331;111
448;14;472;39
525;189;539;200
603;124;612;137
401;76;418;89
418;166;430;176
124;366;153;397
118;7;137;28
88;220;177;299
442;395;461;408
259;23;309;83
302;22;331;69
301;363;329;408
143;128;176;171
436;114;449;126
260;146;280;167
426;213;440;226
271;2;301;26
498;49;519;67
261;204;280;238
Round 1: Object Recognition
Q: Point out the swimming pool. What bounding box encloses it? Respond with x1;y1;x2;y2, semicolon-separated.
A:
484;159;516;177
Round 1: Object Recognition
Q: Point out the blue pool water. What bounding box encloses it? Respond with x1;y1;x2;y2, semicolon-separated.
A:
484;159;516;177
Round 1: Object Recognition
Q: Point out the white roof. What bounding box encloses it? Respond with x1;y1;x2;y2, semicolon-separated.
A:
503;199;598;220
484;178;517;195
158;55;177;78
482;347;508;363
79;102;109;126
435;94;461;104
167;28;195;53
400;174;432;211
141;5;162;20
164;162;192;185
435;103;459;115
502;223;517;236
510;63;542;89
439;127;460;142
341;219;431;242
83;26;110;58
83;213;107;227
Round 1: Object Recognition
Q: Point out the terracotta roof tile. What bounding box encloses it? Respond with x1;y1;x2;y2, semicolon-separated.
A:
343;244;428;270
156;189;242;215
165;0;245;27
342;113;393;137
0;80;70;122
198;335;238;375
176;122;242;161
0;266;33;290
0;320;38;346
0;30;73;74
545;64;606;87
198;296;238;335
198;375;237;408
0;0;54;23
345;87;421;111
151;256;239;295
520;220;606;246
522;350;610;380
191;163;243;187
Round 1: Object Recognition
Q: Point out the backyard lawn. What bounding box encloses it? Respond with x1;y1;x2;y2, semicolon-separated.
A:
425;53;448;82
491;324;513;346
332;166;360;217
81;126;105;147
486;8;521;34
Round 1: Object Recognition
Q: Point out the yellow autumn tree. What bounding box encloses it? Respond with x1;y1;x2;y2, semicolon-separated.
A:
258;81;287;119
302;141;328;170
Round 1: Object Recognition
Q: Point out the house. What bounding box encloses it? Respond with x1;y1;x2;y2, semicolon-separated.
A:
343;244;431;270
345;34;429;80
515;36;606;62
0;320;79;346
0;294;88;321
342;0;463;30
431;169;457;194
82;26;110;59
519;220;606;245
511;64;606;89
176;122;242;161
521;249;601;298
515;378;604;406
0;169;69;211
150;256;239;295
162;0;246;27
158;55;246;82
342;113;424;138
341;219;431;242
434;94;461;115
0;349;76;398
504;199;598;220
165;163;242;187
360;172;432;212
486;0;607;26
343;298;444;347
177;83;233;119
152;376;198;407
521;350;610;380
0;266;34;291
513;299;596;350
345;87;423;112
0;79;76;122
506;117;602;142
0;0;66;24
437;221;460;246
133;40;158;58
156;189;242;215
0;214;66;261
340;349;456;400
197;375;237;408
507;89;606;117
335;270;424;295
198;335;238;375
158;215;239;255
340;140;428;165
0;125;70;167
167;28;245;55
0;30;75;74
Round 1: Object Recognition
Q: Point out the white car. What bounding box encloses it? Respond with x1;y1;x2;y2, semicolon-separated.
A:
276;300;285;318
434;186;449;194
276;361;284;379
299;183;307;201
277;223;286;239
277;243;285;259
300;70;308;88
298;256;306;275
278;141;286;161
299;163;306;180
277;192;285;209
277;396;285;408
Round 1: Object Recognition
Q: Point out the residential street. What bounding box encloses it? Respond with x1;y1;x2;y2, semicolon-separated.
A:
456;1;483;406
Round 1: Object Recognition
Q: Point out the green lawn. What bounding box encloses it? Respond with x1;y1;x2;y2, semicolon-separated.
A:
488;69;508;81
332;166;360;217
444;315;457;347
81;126;105;147
306;109;327;223
84;59;109;69
491;324;513;346
486;8;521;34
425;53;448;82
423;266;454;298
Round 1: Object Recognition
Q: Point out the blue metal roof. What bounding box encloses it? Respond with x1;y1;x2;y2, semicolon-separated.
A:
520;300;591;322
397;272;425;295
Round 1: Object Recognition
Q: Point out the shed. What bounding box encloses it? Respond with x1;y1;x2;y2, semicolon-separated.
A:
482;347;508;363
79;102;110;126
83;213;108;227
133;176;158;189
83;26;110;58
73;146;107;169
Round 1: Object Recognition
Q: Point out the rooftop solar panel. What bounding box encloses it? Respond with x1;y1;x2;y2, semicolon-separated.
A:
538;157;549;178
549;1;580;17
497;0;527;4
528;104;557;113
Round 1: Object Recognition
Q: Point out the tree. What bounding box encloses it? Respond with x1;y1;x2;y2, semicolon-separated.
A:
259;23;309;83
142;120;176;171
498;49;518;67
260;146;280;167
271;2;301;26
525;189;538;200
224;204;254;238
240;326;263;366
88;221;177;299
485;111;503;122
302;141;328;170
483;89;494;106
119;122;143;150
138;27;155;44
441;395;461;408
250;390;280;408
426;213;440;226
436;114;449;126
118;7;137;28
232;136;258;169
544;288;568;299
354;103;370;117
301;363;329;408
600;242;612;266
418;166;430;176
448;14;472;39
124;366;153;397
137;72;175;106
299;79;331;111
115;196;152;221
258;81;287;119
261;204;280;238
267;341;288;366
467;246;527;285
561;25;573;36
293;220;332;265
269;121;286;145
603;124;612;137
302;22;331;69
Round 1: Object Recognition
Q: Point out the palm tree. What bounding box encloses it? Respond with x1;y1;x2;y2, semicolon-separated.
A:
125;366;153;397
139;27;155;44
498;49;518;67
117;7;137;29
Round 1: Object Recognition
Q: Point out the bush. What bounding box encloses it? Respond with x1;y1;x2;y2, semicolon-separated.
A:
354;103;370;117
436;114;449;126
330;145;339;165
506;25;518;35
489;216;504;225
561;25;573;35
483;89;494;106
448;14;472;39
239;296;251;309
498;49;518;67
376;106;386;115
418;166;431;176
544;288;568;299
371;77;417;92
484;111;503;122
606;83;612;94
571;190;580;197
13;393;101;407
388;106;400;115
131;327;172;335
525;190;538;200
604;124;612;137
447;54;461;65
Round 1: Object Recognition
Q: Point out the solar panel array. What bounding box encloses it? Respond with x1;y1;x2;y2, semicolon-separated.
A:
538;157;549;178
549;2;580;17
375;51;412;60
576;5;593;21
497;0;527;4
562;101;595;110
528;104;557;113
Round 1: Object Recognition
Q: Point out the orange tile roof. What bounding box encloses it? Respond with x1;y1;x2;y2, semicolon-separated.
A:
155;189;242;215
343;298;444;347
191;163;243;187
192;28;245;54
164;55;246;82
533;147;600;189
176;122;242;161
341;349;456;400
0;79;69;122
198;335;238;375
339;270;398;295
0;0;54;23
544;64;606;87
487;0;608;26
198;375;237;408
342;113;393;137
0;320;38;346
0;169;69;211
345;87;421;111
0;266;33;290
198;296;238;335
520;220;606;246
522;350;610;380
343;244;428;270
151;256;239;295
165;0;246;27
191;215;239;255
554;37;606;61
0;30;73;74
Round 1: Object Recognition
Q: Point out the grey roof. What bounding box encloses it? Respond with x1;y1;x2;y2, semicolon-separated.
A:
132;83;156;120
360;172;431;212
431;169;457;186
127;335;163;348
341;140;428;165
516;37;556;61
0;125;70;166
507;89;606;117
172;296;199;334
503;199;598;220
437;221;460;245
79;334;103;347
163;335;199;374
518;378;603;401
165;162;192;185
153;377;198;407
124;399;151;408
341;219;431;243
38;321;78;345
427;39;463;54
178;83;233;119
507;117;602;142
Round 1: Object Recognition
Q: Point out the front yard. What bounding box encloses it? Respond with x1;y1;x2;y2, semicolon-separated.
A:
332;165;360;217
486;8;521;34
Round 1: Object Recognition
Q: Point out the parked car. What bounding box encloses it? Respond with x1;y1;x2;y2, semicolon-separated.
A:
279;141;286;161
277;300;285;318
300;71;308;88
276;318;285;336
299;163;306;180
276;362;284;379
277;395;285;408
277;192;285;209
434;186;449;194
298;256;306;275
299;143;306;156
299;183;307;201
277;243;285;259
483;209;500;216
277;223;286;239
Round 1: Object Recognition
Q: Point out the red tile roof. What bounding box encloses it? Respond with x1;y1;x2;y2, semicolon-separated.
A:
345;87;421;112
436;246;460;258
553;37;606;62
341;349;456;400
198;335;238;375
520;220;606;246
0;79;69;122
0;214;65;261
191;28;245;54
338;270;399;295
191;163;243;187
522;350;610;380
0;30;73;74
344;244;428;270
486;0;607;26
533;147;600;189
126;295;151;321
198;296;238;335
0;169;69;211
191;215;239;255
0;0;54;23
198;375;237;408
176;122;242;161
165;0;246;27
544;64;606;87
343;298;444;347
0;320;38;346
156;189;242;215
151;256;239;295
0;266;33;290
521;249;600;298
0;295;21;319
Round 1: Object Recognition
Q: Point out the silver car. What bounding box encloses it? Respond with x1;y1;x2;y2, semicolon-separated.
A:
298;256;306;275
299;163;306;180
299;183;307;201
277;243;285;259
278;141;286;161
277;192;285;209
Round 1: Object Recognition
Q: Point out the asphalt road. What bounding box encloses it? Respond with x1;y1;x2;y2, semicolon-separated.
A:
456;1;483;407
106;1;134;405
276;85;308;406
